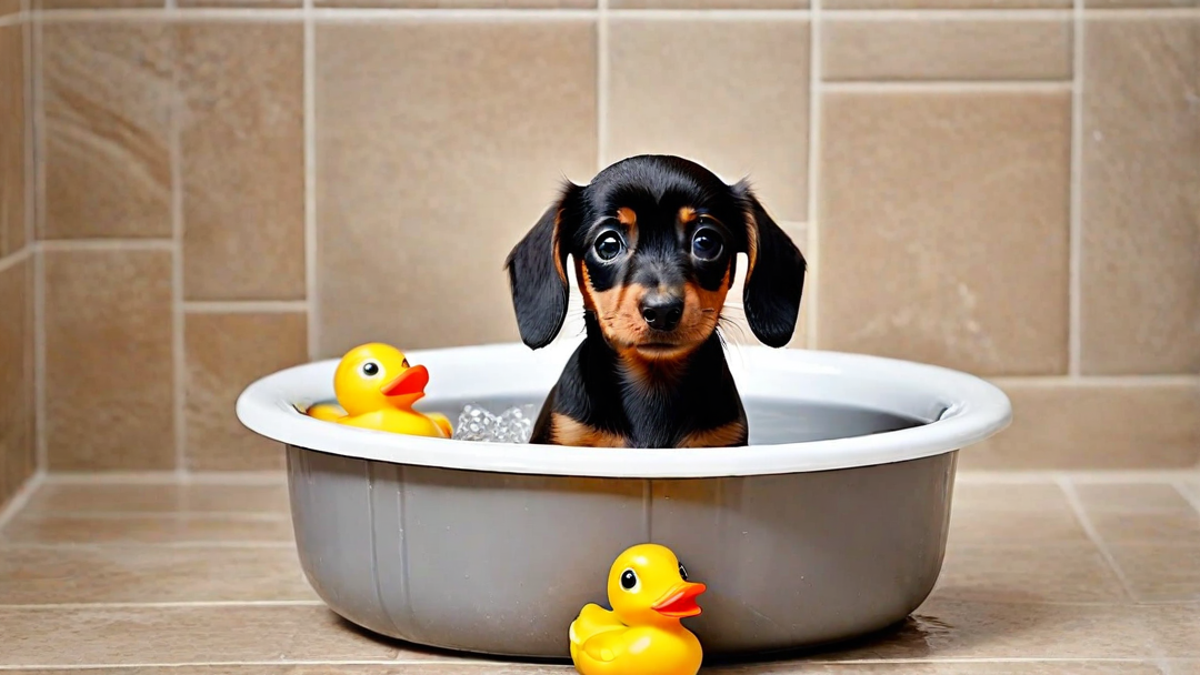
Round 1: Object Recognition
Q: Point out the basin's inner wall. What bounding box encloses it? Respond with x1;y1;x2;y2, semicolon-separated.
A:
418;396;926;445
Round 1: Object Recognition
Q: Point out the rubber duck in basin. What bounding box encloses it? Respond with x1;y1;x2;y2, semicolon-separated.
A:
570;543;707;675
306;342;453;438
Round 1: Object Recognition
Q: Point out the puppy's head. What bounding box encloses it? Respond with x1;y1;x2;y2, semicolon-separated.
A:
506;155;806;359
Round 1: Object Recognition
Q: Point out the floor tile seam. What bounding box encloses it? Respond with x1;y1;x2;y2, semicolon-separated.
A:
1055;475;1140;602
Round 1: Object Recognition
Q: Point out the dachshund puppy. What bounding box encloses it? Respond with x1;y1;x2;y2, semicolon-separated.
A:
505;155;806;448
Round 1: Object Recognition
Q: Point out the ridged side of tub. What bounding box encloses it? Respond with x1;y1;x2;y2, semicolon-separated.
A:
287;445;957;658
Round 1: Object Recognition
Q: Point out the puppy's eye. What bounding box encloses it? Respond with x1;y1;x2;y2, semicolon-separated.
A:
594;232;625;262
361;361;381;377
691;228;724;261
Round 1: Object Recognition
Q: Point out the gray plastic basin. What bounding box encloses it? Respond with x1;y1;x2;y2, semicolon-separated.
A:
236;340;1011;659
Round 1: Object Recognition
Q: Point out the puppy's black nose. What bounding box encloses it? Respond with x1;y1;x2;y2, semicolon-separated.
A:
641;295;684;332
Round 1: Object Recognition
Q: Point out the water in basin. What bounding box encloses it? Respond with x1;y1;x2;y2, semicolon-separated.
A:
419;396;925;446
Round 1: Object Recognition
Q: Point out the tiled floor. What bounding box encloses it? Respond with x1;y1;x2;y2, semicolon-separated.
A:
2;472;1200;673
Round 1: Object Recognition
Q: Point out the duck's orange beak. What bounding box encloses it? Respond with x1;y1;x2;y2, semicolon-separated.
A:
651;582;706;618
381;365;429;398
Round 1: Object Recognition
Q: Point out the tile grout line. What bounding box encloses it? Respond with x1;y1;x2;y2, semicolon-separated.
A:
14;510;293;520
8;540;299;550
183;299;310;314
1171;481;1200;517
168;12;186;478
0;246;31;274
21;0;32;251
43;470;289;484
823;80;1073;92
607;8;808;19
987;374;1200;387
595;0;607;172
822;8;1072;20
1054;474;1138;603
804;0;820;350
957;469;1200;484
15;0;33;491
304;0;317;360
32;12;46;474
0;469;44;532
0;601;328;610
32;232;45;471
36;238;175;251
1066;0;1083;378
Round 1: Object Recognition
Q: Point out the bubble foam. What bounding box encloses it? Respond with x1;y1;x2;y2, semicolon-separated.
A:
452;404;540;444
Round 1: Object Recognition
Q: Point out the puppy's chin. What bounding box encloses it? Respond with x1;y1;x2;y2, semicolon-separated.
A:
609;329;710;360
631;342;695;361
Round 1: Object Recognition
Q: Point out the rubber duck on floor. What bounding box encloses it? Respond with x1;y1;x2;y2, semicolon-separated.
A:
569;543;706;675
306;342;453;438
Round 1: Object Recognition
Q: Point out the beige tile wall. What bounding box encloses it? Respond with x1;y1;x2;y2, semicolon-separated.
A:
0;0;1195;481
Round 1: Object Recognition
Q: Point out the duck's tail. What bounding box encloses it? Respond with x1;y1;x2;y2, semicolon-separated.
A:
306;403;344;422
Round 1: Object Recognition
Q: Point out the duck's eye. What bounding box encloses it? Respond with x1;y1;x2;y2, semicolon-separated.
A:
691;227;724;261
619;568;639;592
594;231;625;262
402;359;410;368
678;563;688;581
361;361;381;377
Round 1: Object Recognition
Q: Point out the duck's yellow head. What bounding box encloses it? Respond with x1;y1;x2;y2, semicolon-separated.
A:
607;543;706;626
333;343;430;416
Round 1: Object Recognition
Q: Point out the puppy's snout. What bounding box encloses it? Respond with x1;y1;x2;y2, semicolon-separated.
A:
640;294;684;332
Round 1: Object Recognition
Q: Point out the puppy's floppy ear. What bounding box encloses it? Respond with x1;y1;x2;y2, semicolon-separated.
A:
735;182;807;348
505;182;582;350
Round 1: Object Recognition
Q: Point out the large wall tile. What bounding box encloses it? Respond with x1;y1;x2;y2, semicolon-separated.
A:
179;23;305;301
42;23;172;240
0;258;34;507
184;312;307;471
315;21;597;357
37;0;162;7
0;26;24;258
1080;18;1200;375
44;249;174;470
606;20;809;222
818;90;1071;376
965;380;1200;469
823;18;1072;82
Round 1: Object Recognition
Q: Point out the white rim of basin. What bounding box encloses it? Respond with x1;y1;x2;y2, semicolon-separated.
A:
236;340;1012;479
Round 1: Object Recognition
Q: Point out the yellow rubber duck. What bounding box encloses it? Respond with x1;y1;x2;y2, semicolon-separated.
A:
306;343;453;438
569;543;706;675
